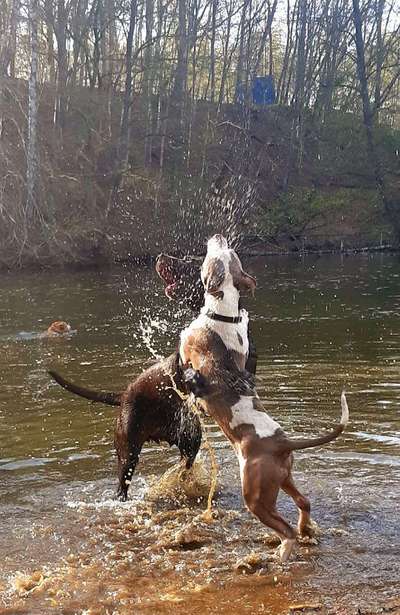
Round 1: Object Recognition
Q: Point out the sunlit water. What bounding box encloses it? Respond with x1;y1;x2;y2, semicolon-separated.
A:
0;255;399;614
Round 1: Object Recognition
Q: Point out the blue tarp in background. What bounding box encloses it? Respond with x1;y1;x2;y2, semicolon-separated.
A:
235;76;276;105
252;76;275;105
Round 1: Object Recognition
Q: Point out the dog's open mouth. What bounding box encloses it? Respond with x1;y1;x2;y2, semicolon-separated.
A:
155;256;180;299
164;281;178;299
155;253;204;311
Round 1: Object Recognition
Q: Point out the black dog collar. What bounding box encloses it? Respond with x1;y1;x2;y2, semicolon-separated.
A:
205;310;242;324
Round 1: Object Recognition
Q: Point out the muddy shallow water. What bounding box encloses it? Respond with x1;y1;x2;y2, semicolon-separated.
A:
0;254;399;614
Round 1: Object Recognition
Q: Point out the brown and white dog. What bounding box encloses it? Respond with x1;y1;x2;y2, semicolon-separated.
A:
180;234;349;562
45;321;73;336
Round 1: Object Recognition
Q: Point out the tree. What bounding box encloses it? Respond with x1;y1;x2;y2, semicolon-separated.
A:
352;0;400;241
26;0;39;220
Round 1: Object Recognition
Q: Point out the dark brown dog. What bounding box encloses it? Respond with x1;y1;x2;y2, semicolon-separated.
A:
49;257;204;501
49;253;257;500
49;353;201;501
155;254;204;312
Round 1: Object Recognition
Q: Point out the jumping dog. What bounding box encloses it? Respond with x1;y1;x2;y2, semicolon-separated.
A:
180;234;349;562
49;254;255;500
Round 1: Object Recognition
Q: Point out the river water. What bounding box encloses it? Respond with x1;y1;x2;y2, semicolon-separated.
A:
0;255;399;614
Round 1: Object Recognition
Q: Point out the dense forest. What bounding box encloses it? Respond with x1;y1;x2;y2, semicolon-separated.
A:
0;0;399;267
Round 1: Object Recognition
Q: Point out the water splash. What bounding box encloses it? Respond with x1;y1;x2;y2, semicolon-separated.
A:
147;455;216;503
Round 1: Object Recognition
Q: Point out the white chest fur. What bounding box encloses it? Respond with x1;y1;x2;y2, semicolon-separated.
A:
180;309;249;362
204;308;249;357
229;395;281;438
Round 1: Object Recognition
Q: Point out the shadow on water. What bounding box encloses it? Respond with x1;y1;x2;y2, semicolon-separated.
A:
0;254;399;614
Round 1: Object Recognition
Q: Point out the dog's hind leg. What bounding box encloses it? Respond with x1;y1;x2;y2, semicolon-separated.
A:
178;400;202;468
248;500;297;562
243;477;297;562
282;474;312;537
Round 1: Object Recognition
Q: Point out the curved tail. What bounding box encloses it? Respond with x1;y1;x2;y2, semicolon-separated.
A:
48;370;122;406
285;391;349;452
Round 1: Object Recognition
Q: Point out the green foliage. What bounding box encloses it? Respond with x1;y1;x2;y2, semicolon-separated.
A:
259;186;388;248
313;113;370;177
311;112;400;178
376;125;400;168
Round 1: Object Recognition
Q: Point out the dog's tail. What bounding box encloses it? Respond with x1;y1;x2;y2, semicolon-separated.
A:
284;391;349;452
48;370;122;406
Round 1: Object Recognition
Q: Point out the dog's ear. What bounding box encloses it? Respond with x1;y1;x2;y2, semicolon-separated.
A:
237;272;256;295
202;257;225;293
228;252;256;295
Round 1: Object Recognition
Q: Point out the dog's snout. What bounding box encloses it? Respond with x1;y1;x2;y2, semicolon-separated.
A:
207;234;228;252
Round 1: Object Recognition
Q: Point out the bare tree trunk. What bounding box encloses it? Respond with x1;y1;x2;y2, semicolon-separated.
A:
92;0;102;89
118;0;137;168
171;0;188;162
106;0;137;215
45;2;56;84
0;0;19;77
186;0;201;169
277;0;297;104
99;0;107;88
268;14;274;73
105;0;117;137
292;0;307;110
235;0;248;100
283;0;307;188
218;0;235;111
252;0;278;78
374;0;385;109
55;0;69;128
352;0;400;241
43;0;56;124
172;0;188;108
209;0;218;102
26;0;40;220
144;0;154;166
243;0;253;96
70;0;90;87
153;0;164;135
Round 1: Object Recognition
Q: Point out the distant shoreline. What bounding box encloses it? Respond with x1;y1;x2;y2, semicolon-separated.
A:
1;243;398;274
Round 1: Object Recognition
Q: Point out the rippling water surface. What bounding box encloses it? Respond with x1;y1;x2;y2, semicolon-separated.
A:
0;254;399;614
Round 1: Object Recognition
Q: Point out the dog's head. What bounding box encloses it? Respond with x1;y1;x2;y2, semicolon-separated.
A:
47;321;72;336
201;234;256;299
156;254;204;312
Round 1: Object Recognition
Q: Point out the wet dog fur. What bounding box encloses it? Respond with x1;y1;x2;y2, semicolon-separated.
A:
180;235;349;562
45;321;72;336
49;252;258;500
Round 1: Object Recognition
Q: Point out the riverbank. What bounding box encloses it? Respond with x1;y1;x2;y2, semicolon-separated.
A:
0;241;398;274
1;77;399;271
